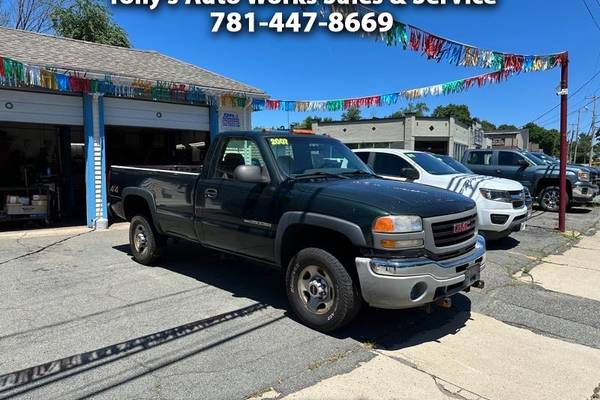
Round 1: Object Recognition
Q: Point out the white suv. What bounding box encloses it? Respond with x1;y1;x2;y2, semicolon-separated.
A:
354;149;529;240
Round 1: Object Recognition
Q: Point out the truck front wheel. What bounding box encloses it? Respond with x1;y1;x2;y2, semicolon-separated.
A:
539;186;563;212
286;248;361;332
129;215;163;265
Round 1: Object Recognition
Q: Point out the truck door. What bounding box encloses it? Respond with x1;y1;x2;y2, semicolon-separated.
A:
195;137;277;262
464;150;496;176
497;151;531;187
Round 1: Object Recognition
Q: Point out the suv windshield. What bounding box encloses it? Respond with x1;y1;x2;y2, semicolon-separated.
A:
433;154;473;174
266;136;372;178
405;152;458;175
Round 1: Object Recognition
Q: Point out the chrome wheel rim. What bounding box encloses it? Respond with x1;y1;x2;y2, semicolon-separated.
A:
297;265;335;315
134;225;148;253
542;189;560;211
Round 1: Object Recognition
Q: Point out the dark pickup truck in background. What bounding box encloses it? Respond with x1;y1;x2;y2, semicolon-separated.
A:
109;132;486;331
462;149;598;212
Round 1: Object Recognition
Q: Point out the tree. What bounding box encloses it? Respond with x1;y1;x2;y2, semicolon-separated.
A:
431;104;473;125
497;124;519;131
51;0;131;47
523;122;560;155
293;115;333;129
0;0;57;32
388;102;430;118
341;106;361;121
478;120;497;132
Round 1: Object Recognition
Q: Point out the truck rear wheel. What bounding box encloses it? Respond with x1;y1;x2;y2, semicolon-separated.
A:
286;248;361;332
129;215;163;265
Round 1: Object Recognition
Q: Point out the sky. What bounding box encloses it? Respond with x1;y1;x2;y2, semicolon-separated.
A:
110;0;600;132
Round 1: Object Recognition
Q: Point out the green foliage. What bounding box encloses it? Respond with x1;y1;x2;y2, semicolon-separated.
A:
431;104;472;125
479;120;497;132
522;122;560;155
497;124;519;131
341;106;361;121
388;102;430;118
293;115;333;129
51;0;131;47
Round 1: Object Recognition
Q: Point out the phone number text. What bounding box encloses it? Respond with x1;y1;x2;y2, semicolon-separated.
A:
210;12;394;33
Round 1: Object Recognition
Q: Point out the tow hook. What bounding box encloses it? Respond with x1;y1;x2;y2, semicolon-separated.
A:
473;280;485;289
436;297;452;309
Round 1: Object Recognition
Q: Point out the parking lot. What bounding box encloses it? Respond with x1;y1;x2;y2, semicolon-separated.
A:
0;207;599;400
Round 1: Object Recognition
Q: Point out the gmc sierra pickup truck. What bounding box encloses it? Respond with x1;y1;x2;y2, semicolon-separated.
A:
463;149;596;212
109;132;486;332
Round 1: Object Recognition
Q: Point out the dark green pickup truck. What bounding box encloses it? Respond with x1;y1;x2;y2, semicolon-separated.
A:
109;132;486;331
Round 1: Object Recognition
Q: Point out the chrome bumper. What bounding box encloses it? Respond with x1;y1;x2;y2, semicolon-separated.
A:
573;183;596;203
356;235;486;309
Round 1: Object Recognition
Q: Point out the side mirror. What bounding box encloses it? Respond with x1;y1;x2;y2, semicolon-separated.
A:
517;159;530;168
233;165;270;183
400;168;419;180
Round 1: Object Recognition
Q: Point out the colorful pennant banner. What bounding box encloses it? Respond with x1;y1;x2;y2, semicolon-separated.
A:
344;5;568;73
252;68;514;112
0;55;255;107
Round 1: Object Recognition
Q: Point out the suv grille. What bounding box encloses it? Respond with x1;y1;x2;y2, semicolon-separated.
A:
431;214;477;247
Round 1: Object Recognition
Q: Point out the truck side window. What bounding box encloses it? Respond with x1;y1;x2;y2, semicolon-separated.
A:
498;151;525;166
215;138;264;179
466;151;493;165
355;152;371;165
373;153;415;177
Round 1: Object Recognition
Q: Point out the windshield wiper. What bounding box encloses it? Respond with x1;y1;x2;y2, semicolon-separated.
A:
339;170;376;177
291;171;351;180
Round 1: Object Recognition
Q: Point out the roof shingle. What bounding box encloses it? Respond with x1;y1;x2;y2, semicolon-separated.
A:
0;27;265;96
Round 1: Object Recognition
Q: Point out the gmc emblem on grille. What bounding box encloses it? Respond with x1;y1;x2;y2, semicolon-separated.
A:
453;221;473;234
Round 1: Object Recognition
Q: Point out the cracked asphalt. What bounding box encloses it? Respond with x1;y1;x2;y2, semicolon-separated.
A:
0;207;598;399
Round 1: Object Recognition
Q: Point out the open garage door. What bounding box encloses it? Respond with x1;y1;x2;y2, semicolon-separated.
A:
104;98;209;131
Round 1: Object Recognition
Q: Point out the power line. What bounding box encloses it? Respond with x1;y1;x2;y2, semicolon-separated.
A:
530;68;600;123
582;0;600;32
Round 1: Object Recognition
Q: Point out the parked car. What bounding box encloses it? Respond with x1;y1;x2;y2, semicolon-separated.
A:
462;149;596;212
354;149;528;240
432;153;534;212
529;151;599;198
109;132;486;332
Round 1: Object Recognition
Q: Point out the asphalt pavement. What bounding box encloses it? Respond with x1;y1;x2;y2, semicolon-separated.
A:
0;207;598;399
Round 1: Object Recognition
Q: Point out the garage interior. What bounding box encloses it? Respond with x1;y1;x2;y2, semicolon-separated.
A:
0;122;86;228
414;139;449;155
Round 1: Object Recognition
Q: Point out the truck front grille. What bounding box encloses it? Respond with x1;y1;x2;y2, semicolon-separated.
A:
431;214;477;247
510;190;525;209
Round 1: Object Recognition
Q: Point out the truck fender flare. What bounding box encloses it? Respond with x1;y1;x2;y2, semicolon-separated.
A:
274;211;367;266
121;187;164;234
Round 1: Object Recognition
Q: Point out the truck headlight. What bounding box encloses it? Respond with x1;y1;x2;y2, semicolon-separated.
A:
479;189;512;203
373;216;422;233
577;171;590;182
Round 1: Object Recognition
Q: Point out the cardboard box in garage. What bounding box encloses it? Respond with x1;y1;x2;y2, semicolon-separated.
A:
6;204;48;215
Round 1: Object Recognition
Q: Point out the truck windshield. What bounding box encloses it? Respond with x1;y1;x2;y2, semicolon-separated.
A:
433;154;473;174
266;136;372;178
405;152;459;175
522;152;546;166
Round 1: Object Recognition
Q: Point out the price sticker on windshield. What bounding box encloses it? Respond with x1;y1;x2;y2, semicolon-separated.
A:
269;138;289;146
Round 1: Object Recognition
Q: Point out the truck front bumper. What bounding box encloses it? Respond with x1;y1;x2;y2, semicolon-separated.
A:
356;235;486;310
572;182;596;204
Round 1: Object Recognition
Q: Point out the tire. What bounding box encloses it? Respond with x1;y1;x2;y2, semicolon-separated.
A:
286;248;361;332
129;215;163;265
539;186;563;212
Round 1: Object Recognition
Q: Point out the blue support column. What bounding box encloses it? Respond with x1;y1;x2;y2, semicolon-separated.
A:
209;104;219;142
83;93;108;229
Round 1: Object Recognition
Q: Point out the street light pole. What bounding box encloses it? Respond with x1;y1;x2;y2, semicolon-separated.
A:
558;53;569;233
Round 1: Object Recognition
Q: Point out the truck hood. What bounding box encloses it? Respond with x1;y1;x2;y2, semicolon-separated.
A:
444;174;523;192
294;178;475;218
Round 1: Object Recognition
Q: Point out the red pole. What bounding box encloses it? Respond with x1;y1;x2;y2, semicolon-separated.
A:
559;53;569;232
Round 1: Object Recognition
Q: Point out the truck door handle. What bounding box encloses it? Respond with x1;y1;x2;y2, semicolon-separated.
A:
496;169;502;174
205;188;218;199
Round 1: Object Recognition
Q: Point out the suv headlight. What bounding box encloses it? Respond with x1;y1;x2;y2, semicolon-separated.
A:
577;171;590;182
479;189;512;203
373;215;422;233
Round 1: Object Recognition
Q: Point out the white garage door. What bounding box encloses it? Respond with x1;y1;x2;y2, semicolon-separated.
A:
0;89;83;125
104;98;209;131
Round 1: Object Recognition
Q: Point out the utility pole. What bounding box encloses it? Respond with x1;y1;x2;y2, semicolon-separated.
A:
587;96;598;166
558;54;569;232
573;108;583;163
568;123;576;162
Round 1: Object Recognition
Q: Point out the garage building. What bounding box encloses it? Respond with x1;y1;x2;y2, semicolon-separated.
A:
0;27;265;230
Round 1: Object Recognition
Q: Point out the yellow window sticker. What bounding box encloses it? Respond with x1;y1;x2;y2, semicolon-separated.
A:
269;138;289;146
